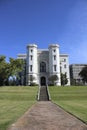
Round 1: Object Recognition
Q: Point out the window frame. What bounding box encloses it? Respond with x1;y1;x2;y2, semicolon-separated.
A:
54;65;57;71
30;65;32;72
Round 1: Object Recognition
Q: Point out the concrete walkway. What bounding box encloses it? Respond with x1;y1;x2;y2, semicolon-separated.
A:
8;101;87;130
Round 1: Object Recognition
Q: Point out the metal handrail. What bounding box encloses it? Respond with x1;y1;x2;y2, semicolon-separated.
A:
37;85;41;101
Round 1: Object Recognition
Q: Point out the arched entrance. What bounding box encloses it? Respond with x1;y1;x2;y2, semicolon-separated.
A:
41;77;46;86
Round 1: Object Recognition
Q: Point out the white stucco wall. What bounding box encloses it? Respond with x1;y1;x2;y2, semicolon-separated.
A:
60;54;70;85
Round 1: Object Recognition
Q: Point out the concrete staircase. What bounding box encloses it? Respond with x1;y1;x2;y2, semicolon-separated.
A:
39;86;49;101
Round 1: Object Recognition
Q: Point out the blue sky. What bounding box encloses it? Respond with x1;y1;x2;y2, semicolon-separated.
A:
0;0;87;64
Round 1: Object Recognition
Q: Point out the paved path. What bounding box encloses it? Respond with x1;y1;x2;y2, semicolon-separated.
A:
8;101;87;130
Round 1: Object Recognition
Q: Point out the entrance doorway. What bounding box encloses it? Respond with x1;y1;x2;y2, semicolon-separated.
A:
41;77;46;86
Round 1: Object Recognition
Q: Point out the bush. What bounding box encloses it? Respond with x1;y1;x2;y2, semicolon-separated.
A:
30;82;38;86
48;83;54;86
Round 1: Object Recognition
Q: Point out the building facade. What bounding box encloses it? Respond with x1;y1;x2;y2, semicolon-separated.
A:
17;44;70;86
70;64;87;85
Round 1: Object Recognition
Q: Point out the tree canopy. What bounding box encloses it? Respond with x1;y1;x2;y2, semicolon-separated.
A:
0;56;10;85
49;75;58;85
0;56;24;86
79;66;87;83
61;73;68;86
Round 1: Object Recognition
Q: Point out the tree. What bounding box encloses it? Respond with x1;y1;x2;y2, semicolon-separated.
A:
0;56;25;86
70;78;76;86
0;56;10;86
49;75;58;85
9;58;25;85
79;66;87;84
61;73;68;86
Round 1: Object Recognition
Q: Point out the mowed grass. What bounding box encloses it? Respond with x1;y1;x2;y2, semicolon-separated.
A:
49;86;87;123
0;86;38;130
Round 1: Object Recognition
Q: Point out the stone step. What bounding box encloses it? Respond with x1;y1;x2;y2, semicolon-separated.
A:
39;86;49;101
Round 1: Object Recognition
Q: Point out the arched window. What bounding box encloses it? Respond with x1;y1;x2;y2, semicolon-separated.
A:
40;62;46;72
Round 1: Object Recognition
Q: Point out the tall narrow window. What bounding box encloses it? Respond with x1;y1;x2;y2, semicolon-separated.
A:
54;55;56;60
60;66;62;73
64;64;66;68
30;65;32;71
31;49;33;53
53;49;56;52
40;62;46;72
54;65;56;71
64;59;66;62
30;55;33;60
65;72;67;76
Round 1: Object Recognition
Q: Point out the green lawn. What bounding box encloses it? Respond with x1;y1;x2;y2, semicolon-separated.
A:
49;86;87;124
0;86;38;130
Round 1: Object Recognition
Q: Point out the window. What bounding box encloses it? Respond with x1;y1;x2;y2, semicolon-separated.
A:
31;49;33;53
64;59;66;62
54;65;56;71
54;55;56;60
30;55;33;60
65;72;67;75
64;64;66;68
60;66;62;72
53;49;56;52
40;62;46;72
30;65;32;71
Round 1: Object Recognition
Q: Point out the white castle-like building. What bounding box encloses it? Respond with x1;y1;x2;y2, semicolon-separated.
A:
17;44;70;86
